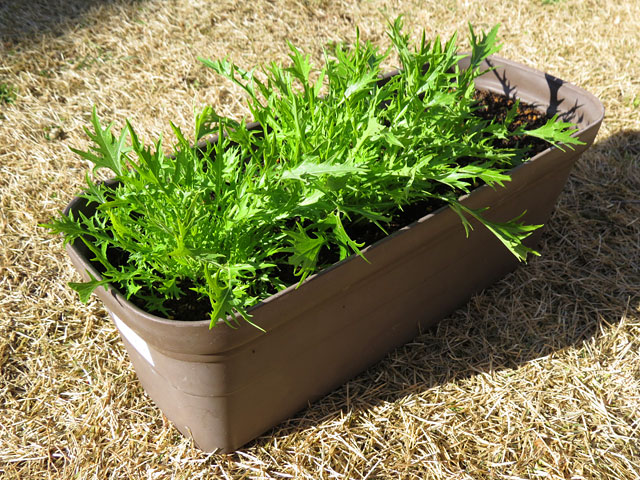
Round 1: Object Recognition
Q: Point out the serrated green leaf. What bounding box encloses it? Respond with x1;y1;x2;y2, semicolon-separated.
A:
69;273;108;303
522;116;585;151
281;160;365;180
70;107;128;176
284;226;326;281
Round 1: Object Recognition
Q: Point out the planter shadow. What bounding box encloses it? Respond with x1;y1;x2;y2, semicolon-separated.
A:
64;55;605;452
485;59;585;124
248;128;640;448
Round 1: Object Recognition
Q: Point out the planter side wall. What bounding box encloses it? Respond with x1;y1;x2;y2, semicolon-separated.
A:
65;55;604;452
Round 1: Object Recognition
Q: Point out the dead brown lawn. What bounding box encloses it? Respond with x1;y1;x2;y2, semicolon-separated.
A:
1;0;639;478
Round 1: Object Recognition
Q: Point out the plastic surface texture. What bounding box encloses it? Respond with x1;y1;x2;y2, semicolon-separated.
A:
64;55;604;452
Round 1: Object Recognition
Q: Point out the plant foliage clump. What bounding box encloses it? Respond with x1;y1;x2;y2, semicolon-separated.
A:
44;19;583;328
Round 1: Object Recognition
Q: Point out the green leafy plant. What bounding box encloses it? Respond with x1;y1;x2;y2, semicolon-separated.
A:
43;18;583;328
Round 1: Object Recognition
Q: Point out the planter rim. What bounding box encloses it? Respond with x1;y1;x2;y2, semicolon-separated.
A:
64;53;605;332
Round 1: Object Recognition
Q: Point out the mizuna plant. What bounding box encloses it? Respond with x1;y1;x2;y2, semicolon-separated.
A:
44;19;583;328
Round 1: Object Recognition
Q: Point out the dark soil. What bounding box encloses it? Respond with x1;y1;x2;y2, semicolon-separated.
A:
116;90;555;321
473;90;549;150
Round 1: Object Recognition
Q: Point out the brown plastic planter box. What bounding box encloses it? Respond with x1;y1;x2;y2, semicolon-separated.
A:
63;55;604;452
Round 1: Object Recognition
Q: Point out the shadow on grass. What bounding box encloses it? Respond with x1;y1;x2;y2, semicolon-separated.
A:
249;129;640;449
0;0;142;44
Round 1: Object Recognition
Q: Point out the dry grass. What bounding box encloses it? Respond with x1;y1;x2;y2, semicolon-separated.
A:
1;0;639;478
